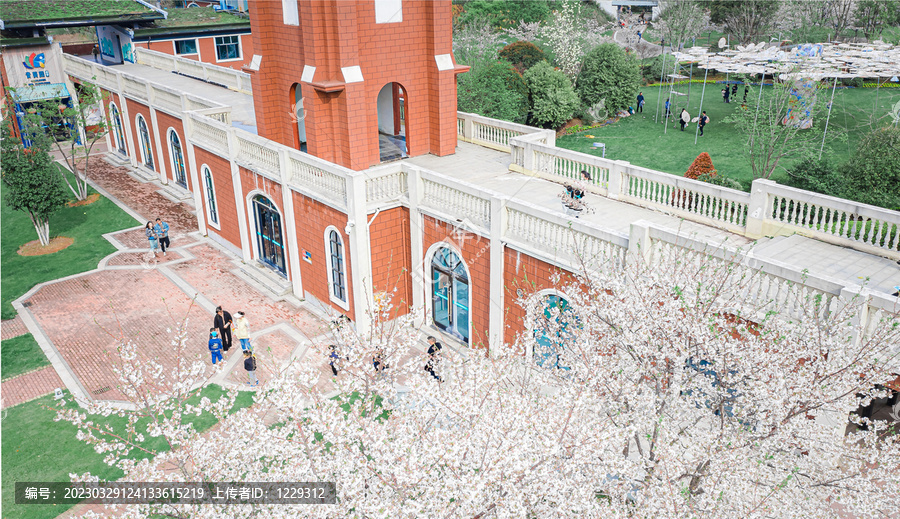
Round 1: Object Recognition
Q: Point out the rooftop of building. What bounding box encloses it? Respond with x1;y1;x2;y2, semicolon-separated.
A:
0;0;165;29
62;52;900;299
132;6;250;38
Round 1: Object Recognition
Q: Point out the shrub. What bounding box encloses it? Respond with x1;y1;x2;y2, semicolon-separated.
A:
499;40;548;75
524;61;580;129
641;54;668;83
698;172;743;191
576;43;641;113
684;152;716;180
838;125;900;209
456;0;552;29
457;60;529;123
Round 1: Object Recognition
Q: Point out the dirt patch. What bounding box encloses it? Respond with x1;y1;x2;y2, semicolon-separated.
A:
17;236;75;256
66;193;101;207
557;118;584;136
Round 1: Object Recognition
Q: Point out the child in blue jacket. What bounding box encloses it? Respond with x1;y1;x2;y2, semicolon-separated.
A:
209;328;223;365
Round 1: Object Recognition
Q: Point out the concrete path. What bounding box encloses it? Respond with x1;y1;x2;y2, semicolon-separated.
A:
613;29;664;57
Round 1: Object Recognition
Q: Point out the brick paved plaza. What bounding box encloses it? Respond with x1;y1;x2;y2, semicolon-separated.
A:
1;158;338;408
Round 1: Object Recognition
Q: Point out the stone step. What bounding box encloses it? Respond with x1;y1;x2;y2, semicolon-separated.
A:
157;182;194;203
232;262;292;298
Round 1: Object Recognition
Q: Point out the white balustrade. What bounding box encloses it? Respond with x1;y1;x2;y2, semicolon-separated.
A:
456;111;550;152
457;117;465;137
532;147;611;195
288;152;349;209
206;66;240;90
237;135;280;176
763;182;900;256
62;54;94;80
366;168;408;207
622;165;750;232
188;115;229;154
421;177;491;231
150;85;184;115
176;58;207;81
122;76;148;101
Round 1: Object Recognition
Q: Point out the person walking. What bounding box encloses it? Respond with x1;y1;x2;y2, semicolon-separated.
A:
92;44;100;63
731;83;738;98
743;84;749;103
664;98;671;118
680;108;690;131
698;111;709;136
722;87;730;104
208;328;223;365
328;345;342;376
213;306;233;352
145;221;159;255
636;92;644;113
424;336;443;381
233;311;252;351
243;350;258;386
154;218;170;256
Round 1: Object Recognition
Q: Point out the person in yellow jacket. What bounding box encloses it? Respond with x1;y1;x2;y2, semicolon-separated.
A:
233;311;252;351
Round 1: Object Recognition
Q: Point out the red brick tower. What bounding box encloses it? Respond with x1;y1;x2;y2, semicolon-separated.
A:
248;0;463;171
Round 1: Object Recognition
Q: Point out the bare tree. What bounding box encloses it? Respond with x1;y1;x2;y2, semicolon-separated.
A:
656;0;710;51
826;0;858;40
777;0;829;44
725;0;779;45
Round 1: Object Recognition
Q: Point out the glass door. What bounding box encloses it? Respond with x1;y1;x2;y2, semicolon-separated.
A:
252;196;286;276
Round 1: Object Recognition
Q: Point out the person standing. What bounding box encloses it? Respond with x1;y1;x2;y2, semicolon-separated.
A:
243;350;258;386
425;336;443;381
145;221;159;255
213;306;233;352
636;92;644;113
208;328;223;365
328;345;342;376
731;83;738;98
743;84;749;103
680;109;690;131
722;87;730;104
92;44;100;62
233;311;252;351
154;218;170;256
699;111;709;136
664;98;671;118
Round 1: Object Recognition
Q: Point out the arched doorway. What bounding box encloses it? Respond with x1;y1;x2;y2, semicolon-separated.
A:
431;246;469;343
110;103;126;154
376;82;408;162
533;293;574;370
251;195;286;276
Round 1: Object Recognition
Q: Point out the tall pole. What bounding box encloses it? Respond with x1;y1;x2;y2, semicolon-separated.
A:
655;47;667;123
687;61;693;108
819;75;839;159
664;59;677;134
694;63;709;145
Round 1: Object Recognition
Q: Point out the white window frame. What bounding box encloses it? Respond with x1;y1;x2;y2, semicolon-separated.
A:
173;38;199;55
324;226;350;310
424;241;472;345
201;165;221;230
214;35;242;63
135;114;153;169
167;128;187;189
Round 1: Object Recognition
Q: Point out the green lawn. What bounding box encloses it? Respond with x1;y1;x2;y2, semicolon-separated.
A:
1;334;50;381
1;164;138;320
2;386;254;519
556;84;900;190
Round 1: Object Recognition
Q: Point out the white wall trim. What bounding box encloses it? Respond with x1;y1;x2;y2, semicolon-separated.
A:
134;113;153;169
213;35;243;63
244;189;287;277
166;127;187;188
323;225;351;311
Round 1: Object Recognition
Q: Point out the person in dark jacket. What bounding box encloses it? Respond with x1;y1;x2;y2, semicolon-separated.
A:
698;111;709;136
425;336;443;381
328;344;342;376
244;350;258;386
213;306;233;352
154;218;170;256
636;92;644;113
731;83;738;98
743;84;749;103
208;328;223;365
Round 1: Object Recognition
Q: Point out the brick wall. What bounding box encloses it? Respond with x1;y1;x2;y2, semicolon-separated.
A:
193;147;240;249
422;215;491;350
134;33;255;70
125;100;160;175
101;89;128;158
370;206;412;316
292;191;356;321
154;111;189;190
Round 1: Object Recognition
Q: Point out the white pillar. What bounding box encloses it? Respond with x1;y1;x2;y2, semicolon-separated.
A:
180;108;208;237
227;128;252;263
116;75;139;168
608;160;628;200
346;173;374;333
278;149;304;298
405;165;426;327
746;178;774;239
627;220;652;266
488;194;508;356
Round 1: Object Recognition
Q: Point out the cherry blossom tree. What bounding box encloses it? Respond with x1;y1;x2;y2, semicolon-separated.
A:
655;0;710;51
59;244;900;518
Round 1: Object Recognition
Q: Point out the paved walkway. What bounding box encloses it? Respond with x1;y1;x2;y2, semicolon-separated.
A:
11;157;335;406
2;367;64;409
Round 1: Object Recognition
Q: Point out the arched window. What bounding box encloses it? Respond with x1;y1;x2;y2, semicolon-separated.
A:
136;115;153;168
251;195;286;276
202;166;219;227
168;129;187;188
109;103;125;154
325;228;348;307
533;293;574;370
431;246;469;343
